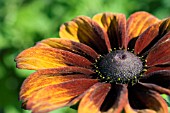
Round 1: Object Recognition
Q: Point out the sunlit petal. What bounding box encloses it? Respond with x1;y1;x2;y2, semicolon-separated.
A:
25;78;98;112
59;16;110;54
93;13;126;49
15;47;92;70
20;66;95;101
127;11;159;42
36;38;99;62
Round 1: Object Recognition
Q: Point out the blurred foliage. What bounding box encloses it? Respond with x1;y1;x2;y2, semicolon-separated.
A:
0;0;169;113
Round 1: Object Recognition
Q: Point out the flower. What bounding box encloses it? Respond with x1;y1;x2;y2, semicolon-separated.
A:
15;11;170;113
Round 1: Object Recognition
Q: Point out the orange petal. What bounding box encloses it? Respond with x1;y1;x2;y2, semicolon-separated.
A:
129;83;168;113
36;38;99;62
93;13;127;49
25;78;98;113
78;83;111;113
20;66;95;101
127;11;159;44
124;102;137;113
136;109;156;113
135;18;170;55
59;16;110;54
145;18;170;66
146;38;170;66
101;84;128;113
134;22;161;55
15;47;92;70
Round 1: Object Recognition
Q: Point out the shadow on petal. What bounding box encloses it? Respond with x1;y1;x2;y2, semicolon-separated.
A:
93;13;127;49
141;70;170;89
100;84;128;113
59;16;110;54
78;83;111;113
124;100;157;113
128;83;168;113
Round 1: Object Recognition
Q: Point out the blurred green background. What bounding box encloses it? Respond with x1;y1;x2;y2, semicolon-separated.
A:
0;0;170;113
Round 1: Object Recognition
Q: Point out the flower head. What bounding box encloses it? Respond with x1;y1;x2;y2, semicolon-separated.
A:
15;11;170;113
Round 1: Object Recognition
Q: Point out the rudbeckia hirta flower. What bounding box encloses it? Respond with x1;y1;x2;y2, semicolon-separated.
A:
15;11;170;113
